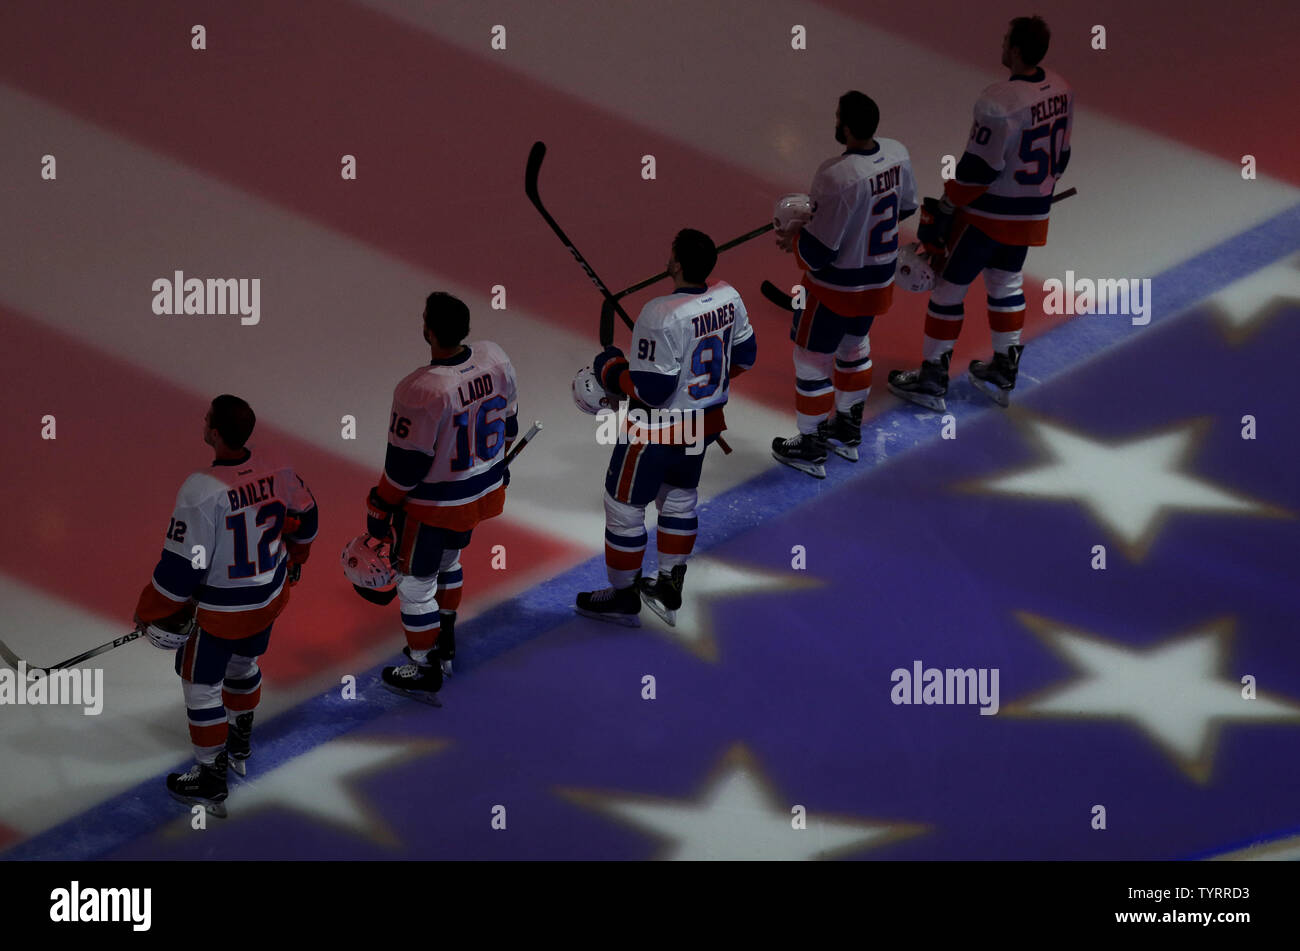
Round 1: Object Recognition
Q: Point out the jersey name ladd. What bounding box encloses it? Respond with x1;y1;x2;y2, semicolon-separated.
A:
1030;93;1069;125
868;165;903;196
226;476;275;512
690;302;736;339
456;372;495;407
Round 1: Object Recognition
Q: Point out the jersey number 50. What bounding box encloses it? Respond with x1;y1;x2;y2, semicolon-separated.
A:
1015;117;1068;186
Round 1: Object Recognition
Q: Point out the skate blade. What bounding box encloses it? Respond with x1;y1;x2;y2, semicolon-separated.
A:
168;790;228;818
887;383;947;412
574;606;642;628
829;443;860;462
382;681;443;707
967;371;1011;407
771;450;826;479
638;594;678;627
440;660;453;677
229;757;247;778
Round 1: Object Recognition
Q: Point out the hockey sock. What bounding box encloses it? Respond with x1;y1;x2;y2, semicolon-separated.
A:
183;680;228;763
986;268;1026;354
222;656;261;720
436;550;464;612
397;574;440;653
603;494;647;588
832;333;872;413
793;347;834;434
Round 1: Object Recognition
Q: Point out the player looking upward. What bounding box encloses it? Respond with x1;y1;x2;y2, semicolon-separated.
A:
772;91;918;478
362;292;519;703
889;15;1074;409
135;394;318;817
576;229;757;626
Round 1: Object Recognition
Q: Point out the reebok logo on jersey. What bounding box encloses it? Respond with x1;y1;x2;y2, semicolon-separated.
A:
151;271;261;326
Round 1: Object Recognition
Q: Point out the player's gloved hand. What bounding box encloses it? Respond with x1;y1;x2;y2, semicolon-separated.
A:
775;227;800;253
917;196;955;256
366;486;399;541
592;346;629;394
287;561;303;586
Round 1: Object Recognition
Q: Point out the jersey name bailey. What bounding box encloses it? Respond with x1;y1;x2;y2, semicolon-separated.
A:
226;476;275;512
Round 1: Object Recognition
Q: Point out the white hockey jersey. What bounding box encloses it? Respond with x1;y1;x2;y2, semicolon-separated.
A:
945;66;1074;246
137;448;318;639
795;137;919;316
626;281;755;418
378;341;519;532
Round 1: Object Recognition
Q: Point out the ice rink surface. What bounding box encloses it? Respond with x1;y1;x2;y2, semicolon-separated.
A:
2;0;1298;859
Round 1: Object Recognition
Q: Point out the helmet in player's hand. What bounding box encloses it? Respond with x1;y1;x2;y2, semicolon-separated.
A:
572;366;614;416
896;242;937;293
341;534;398;604
773;193;814;232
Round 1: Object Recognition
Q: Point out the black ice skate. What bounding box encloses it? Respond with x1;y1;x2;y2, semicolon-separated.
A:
818;402;864;462
435;610;456;677
575;584;642;627
771;432;829;479
967;345;1023;407
382;648;444;706
638;564;686;626
887;351;951;412
166;751;229;818
225;712;254;777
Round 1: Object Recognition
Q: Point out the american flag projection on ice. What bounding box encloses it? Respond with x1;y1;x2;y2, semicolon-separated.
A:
1;0;1299;860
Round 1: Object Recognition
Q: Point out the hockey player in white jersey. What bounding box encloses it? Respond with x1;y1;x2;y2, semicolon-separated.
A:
773;91;918;478
889;16;1073;409
576;229;757;625
360;292;519;702
135;394;319;816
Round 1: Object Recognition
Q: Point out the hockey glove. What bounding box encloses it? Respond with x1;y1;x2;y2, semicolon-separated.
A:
366;486;401;541
287;562;303;586
916;196;955;256
592;346;629;395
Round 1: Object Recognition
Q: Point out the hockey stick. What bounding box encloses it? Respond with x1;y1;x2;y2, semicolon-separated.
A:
0;627;144;675
525;142;634;347
611;222;776;300
504;420;543;466
759;188;1081;311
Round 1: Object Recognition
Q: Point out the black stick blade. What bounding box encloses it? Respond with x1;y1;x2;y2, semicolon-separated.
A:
525;141;546;204
760;280;796;312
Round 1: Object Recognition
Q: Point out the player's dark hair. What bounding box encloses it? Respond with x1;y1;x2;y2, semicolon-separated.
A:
838;91;880;141
672;229;717;284
210;394;256;449
1008;16;1050;66
423;292;471;348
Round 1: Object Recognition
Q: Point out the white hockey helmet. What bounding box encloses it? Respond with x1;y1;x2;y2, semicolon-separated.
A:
341;534;397;593
572;366;614;415
773;193;814;232
896;242;937;293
